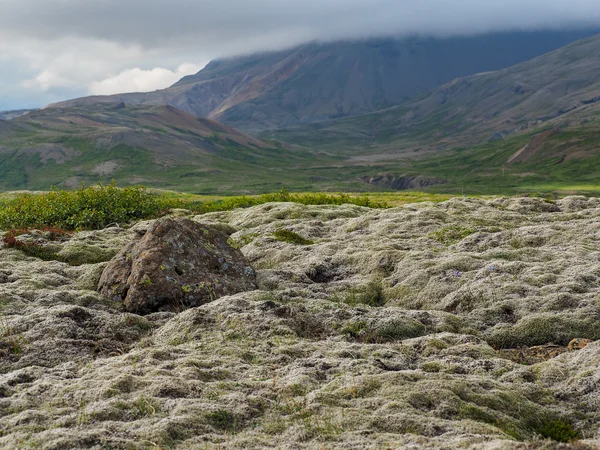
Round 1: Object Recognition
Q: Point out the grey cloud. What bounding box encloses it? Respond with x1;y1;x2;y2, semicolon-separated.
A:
2;0;600;110
3;0;600;54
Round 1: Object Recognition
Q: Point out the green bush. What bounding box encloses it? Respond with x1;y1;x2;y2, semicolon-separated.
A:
537;420;580;443
0;187;388;232
0;183;179;230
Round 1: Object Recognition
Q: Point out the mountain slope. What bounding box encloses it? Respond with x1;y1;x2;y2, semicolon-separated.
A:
0;109;33;120
0;104;322;193
264;33;600;153
49;29;600;132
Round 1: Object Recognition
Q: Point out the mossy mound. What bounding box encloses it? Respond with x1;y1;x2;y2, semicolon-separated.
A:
0;196;600;448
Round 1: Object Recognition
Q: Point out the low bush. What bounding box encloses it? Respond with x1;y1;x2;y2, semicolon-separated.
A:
0;187;388;231
0;183;178;230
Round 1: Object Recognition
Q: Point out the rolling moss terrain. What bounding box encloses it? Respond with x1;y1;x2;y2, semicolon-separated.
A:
0;194;600;448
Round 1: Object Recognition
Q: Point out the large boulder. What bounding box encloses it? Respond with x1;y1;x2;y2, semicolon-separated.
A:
98;218;257;314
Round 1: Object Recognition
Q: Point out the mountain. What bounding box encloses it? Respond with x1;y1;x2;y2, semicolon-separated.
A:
49;29;600;132
7;32;600;196
265;33;600;153
0;103;321;193
257;33;600;194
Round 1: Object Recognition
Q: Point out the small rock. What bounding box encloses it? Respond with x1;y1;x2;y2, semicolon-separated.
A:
98;218;257;314
501;343;568;365
568;338;593;351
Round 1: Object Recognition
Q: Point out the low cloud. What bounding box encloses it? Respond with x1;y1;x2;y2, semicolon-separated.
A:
2;0;600;109
89;63;203;95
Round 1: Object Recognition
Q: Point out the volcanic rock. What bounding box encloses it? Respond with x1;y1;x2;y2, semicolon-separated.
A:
98;217;257;314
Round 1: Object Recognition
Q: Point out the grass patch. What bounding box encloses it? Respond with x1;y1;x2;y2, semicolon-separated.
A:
273;229;314;245
205;410;238;432
333;280;386;307
429;226;476;245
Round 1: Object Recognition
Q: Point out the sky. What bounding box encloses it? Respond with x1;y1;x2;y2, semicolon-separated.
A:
2;0;600;110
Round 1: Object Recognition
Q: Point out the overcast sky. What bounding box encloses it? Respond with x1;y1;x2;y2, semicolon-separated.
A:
2;0;600;110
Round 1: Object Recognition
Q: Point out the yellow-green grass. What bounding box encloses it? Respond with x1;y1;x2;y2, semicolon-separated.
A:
152;190;462;207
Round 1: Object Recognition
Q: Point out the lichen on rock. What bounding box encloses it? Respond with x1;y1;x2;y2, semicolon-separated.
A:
98;217;257;314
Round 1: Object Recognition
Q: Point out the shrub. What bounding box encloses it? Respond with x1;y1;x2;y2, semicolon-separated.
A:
537;420;580;443
0;183;179;230
0;187;388;232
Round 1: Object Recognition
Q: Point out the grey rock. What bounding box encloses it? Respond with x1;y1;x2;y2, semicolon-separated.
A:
98;217;257;314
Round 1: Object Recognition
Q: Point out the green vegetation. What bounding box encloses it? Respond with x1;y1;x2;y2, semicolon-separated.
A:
537;419;580;443
342;317;427;343
273;229;314;245
205;410;238;432
188;190;388;214
429;226;476;245
334;280;386;307
487;313;600;349
0;186;390;231
0;183;176;230
374;319;427;342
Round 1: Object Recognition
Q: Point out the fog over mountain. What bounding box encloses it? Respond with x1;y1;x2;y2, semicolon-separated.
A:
2;0;600;109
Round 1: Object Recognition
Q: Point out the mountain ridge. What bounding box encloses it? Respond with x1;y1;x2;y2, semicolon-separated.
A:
263;33;600;154
47;29;600;132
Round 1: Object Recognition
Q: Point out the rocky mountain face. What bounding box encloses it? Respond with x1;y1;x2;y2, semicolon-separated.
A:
48;29;600;132
4;32;600;194
266;33;600;153
1;197;600;447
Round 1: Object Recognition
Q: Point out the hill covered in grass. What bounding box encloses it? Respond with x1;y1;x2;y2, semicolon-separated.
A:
0;103;327;193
